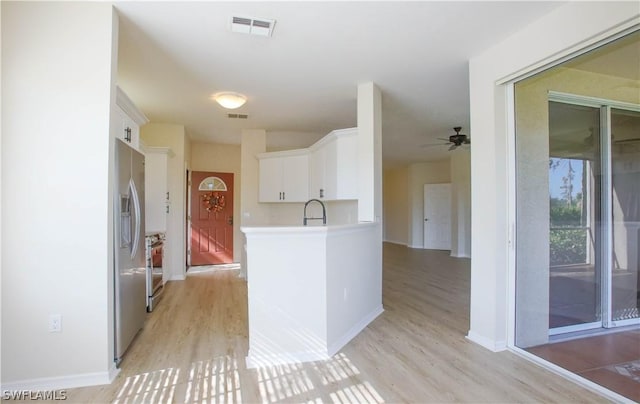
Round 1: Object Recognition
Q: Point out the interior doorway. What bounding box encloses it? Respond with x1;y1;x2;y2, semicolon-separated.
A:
189;171;234;265
423;183;452;250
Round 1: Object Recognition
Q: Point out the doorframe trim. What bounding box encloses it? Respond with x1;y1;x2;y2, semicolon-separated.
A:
549;91;640;112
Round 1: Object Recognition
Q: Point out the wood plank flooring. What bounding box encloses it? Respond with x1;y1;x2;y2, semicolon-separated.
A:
64;243;605;403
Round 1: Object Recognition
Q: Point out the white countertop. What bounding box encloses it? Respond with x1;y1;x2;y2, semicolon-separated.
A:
241;221;378;235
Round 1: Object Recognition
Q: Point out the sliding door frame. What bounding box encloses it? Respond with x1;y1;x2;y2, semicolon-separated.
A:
544;92;640;334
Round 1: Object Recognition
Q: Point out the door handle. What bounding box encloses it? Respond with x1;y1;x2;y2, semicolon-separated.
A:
424;218;429;221
228;216;233;225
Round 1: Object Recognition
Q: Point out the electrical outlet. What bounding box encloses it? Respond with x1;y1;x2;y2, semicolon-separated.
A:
49;314;62;333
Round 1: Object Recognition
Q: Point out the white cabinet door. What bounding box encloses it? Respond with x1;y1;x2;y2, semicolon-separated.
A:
115;86;147;152
282;154;309;202
145;148;170;233
310;129;358;201
259;153;309;203
114;105;137;147
309;146;326;200
259;157;284;202
333;132;358;200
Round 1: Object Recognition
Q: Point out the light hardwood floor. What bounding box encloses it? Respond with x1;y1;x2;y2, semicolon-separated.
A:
64;243;605;403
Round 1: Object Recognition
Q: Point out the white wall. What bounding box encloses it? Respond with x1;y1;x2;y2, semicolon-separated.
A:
244;229;327;367
384;160;468;252
468;2;639;351
191;142;242;263
383;166;409;245
326;224;383;352
240;129;269;278
407;160;450;248
267;200;357;227
141;123;188;281
450;151;471;258
240;130;269;227
1;2;117;387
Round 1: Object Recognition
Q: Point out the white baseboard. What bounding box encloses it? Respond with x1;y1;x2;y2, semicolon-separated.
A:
1;368;118;392
245;349;329;369
328;305;384;356
466;330;507;352
382;239;407;246
450;252;471;259
108;363;120;383
407;244;423;249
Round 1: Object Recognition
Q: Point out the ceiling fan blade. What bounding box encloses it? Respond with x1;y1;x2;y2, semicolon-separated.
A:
421;143;449;148
613;137;640;144
448;144;457;151
464;138;471;144
437;138;450;141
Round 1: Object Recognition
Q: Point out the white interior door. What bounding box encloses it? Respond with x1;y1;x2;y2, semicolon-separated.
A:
424;183;452;250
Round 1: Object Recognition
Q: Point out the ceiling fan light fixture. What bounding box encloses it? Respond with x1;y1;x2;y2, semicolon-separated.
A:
212;92;247;109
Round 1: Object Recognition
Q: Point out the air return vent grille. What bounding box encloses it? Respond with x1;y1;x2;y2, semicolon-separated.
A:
228;114;248;119
230;16;275;37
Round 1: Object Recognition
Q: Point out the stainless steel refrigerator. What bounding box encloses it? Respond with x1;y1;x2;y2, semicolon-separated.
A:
114;138;146;366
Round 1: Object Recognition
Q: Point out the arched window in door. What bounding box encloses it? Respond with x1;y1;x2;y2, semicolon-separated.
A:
198;176;228;192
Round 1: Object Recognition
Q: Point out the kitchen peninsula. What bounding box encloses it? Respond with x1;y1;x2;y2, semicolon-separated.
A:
242;221;382;367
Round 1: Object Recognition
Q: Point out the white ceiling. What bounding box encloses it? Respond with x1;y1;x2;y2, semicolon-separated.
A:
114;1;564;166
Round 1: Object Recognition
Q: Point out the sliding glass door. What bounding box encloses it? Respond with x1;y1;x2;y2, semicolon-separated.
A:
610;108;640;325
515;92;640;345
548;101;602;333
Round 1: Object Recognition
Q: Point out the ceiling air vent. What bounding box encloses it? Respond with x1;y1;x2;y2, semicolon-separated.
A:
228;114;248;119
230;16;275;37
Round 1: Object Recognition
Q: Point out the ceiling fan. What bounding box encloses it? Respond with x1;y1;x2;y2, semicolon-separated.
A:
422;127;471;151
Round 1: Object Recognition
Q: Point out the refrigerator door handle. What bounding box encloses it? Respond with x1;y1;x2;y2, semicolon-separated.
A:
129;178;141;260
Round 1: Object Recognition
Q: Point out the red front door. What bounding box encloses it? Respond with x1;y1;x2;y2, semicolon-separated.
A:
190;171;234;265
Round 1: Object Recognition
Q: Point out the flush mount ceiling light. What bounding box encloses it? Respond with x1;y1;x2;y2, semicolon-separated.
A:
211;92;247;109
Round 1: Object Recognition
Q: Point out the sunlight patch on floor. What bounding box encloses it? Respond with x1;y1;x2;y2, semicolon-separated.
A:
256;353;383;403
257;362;314;402
113;367;180;403
330;381;384;403
188;263;241;274
186;356;242;402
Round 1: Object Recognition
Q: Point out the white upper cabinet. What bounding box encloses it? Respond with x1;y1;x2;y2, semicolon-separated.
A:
309;128;358;200
258;150;309;202
258;128;357;203
113;86;148;151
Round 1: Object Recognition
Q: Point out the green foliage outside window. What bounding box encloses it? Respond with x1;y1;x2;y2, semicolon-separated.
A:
549;157;588;266
550;228;587;266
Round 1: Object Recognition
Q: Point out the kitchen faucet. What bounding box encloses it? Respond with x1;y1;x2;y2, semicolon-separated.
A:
303;199;327;226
